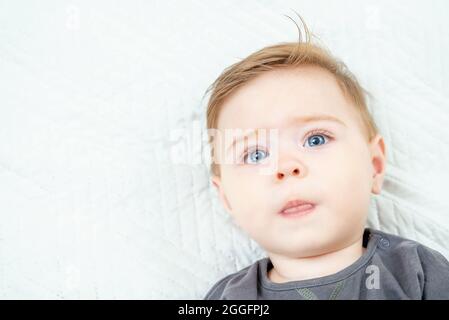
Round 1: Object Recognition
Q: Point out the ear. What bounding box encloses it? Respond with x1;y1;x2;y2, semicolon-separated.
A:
369;134;387;194
211;175;233;213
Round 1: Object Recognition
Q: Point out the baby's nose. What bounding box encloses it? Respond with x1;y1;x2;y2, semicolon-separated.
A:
276;167;300;180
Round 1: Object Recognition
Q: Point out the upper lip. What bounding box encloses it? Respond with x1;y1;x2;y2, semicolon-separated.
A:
278;199;315;213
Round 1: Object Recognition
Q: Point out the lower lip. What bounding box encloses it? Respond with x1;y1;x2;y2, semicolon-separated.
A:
279;204;315;218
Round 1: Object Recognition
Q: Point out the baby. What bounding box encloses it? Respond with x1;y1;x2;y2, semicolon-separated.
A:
202;17;449;300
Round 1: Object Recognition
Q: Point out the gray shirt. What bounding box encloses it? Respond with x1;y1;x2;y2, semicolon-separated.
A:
204;228;449;300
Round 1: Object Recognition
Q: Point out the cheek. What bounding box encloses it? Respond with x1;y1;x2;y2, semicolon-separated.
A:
233;184;266;213
222;171;270;222
317;147;372;206
222;170;261;205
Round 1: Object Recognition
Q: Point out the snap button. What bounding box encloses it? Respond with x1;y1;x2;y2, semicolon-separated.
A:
380;238;390;248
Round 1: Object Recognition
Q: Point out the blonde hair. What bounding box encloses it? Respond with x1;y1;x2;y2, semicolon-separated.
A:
204;13;378;177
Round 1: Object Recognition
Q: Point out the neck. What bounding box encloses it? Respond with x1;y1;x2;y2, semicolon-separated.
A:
267;236;366;283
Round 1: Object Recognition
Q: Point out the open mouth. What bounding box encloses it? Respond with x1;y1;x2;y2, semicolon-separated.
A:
278;200;316;218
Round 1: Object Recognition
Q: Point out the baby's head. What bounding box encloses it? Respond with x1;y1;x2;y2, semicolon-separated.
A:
205;20;387;259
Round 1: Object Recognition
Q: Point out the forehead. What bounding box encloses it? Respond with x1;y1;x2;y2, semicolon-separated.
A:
216;66;360;130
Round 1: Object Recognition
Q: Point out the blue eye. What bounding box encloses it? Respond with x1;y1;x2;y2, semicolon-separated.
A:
241;131;332;165
305;134;328;147
244;149;268;164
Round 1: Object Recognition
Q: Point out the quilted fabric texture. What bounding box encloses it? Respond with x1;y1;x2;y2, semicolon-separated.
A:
0;0;448;299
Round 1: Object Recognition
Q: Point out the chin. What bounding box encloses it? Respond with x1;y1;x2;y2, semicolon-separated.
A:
262;240;327;258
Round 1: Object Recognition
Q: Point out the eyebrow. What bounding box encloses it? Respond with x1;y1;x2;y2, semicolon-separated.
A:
226;114;346;152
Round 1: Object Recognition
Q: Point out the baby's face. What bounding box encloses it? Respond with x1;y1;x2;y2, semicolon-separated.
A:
211;66;386;258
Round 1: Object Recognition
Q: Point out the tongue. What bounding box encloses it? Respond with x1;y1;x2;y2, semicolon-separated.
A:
282;204;313;214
